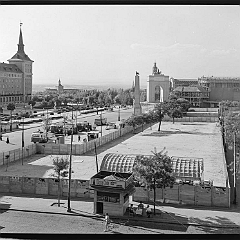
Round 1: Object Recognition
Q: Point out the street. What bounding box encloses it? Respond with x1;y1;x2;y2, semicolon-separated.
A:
0;106;149;153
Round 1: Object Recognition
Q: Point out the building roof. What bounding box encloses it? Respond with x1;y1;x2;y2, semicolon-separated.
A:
100;153;136;173
173;78;198;82
173;85;208;93
0;63;22;73
100;153;204;180
9;27;33;62
9;52;33;62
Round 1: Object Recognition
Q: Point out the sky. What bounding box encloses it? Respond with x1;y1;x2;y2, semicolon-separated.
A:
0;5;240;88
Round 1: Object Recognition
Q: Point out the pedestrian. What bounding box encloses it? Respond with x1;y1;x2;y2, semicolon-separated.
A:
104;213;110;232
146;205;152;218
6;137;9;144
78;135;81;142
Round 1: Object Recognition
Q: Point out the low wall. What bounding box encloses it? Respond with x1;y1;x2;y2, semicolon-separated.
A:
189;108;218;112
163;116;218;122
0;144;37;166
0;176;93;199
133;185;230;208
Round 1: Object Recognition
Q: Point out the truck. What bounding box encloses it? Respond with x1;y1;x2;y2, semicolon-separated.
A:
31;130;48;143
94;117;107;126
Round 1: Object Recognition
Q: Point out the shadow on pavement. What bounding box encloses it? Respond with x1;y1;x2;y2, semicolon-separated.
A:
0;192;94;203
142;130;213;138
189;216;240;234
122;208;189;232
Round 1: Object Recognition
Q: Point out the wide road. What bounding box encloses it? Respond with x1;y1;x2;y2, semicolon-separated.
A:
0;208;219;234
0;106;151;153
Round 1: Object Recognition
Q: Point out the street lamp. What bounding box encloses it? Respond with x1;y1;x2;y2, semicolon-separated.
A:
118;105;121;121
67;105;74;212
21;105;26;165
233;132;237;205
100;111;103;137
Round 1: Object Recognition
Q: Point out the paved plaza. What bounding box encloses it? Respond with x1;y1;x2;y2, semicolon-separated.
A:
0;121;227;187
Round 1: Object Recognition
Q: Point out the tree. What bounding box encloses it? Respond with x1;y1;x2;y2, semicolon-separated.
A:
51;156;69;207
153;104;165;131
28;100;36;108
224;112;240;150
161;100;183;124
42;114;52;136
7;103;15;131
176;98;191;112
133;148;175;215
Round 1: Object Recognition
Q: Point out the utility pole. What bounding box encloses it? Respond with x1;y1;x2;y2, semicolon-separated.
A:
118;105;121;121
100;111;103;137
233;132;237;204
21;105;25;165
67;106;74;212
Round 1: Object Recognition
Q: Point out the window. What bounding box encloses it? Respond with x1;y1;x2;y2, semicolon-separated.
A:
97;191;120;203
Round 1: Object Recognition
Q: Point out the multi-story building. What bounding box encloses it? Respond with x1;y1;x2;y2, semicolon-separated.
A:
170;78;198;91
0;24;33;107
198;76;240;103
45;79;77;95
173;85;210;107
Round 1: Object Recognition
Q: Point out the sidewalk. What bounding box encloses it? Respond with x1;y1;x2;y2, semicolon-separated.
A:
1;193;240;229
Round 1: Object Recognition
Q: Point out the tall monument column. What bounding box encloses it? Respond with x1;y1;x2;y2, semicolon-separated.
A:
134;71;142;115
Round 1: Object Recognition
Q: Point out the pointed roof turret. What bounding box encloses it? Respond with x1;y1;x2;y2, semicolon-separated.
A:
18;24;24;53
8;23;33;62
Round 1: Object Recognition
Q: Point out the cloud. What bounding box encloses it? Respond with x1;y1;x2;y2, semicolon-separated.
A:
210;48;238;56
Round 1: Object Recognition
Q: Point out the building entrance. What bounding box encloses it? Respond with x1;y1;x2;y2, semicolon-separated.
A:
96;202;103;214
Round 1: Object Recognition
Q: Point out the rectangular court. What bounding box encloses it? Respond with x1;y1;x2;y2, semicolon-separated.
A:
0;122;228;187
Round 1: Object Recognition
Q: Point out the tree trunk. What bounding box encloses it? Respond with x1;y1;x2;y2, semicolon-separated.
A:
153;178;156;215
142;123;143;132
58;176;60;207
158;120;162;131
172;117;175;124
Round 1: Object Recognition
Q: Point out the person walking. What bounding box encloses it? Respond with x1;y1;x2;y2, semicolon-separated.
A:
6;137;9;144
104;213;110;232
146;205;152;218
78;135;81;142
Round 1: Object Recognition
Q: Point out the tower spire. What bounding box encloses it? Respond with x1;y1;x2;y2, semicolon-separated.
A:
18;22;25;53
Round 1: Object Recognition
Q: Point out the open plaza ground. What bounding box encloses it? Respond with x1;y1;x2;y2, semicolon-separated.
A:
0;121;227;187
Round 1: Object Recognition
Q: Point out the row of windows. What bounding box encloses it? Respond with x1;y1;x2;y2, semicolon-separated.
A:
1;73;22;78
0;96;22;102
0;79;21;83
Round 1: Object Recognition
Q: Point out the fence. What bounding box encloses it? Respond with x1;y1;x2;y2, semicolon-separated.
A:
133;185;230;208
0;144;37;166
163;116;218;123
0;176;94;199
34;124;150;155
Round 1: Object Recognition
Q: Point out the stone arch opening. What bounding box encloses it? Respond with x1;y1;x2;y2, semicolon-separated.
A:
155;85;164;102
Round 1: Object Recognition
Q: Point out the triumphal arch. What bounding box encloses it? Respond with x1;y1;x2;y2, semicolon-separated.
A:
147;62;170;103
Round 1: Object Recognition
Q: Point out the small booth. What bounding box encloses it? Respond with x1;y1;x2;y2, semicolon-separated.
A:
90;153;136;216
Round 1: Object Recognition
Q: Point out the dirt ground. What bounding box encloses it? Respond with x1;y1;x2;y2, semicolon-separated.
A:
0;121;227;186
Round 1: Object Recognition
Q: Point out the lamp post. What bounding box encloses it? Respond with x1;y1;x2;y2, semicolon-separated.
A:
233;132;237;205
67;106;74;212
21;106;25;165
100;111;103;137
118;105;121;121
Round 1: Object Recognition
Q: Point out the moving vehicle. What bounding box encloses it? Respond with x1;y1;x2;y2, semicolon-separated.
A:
31;130;48;143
